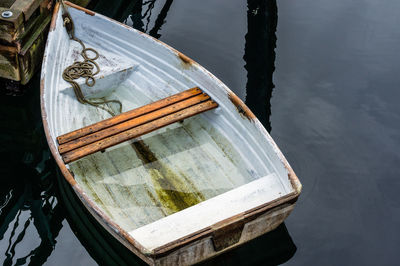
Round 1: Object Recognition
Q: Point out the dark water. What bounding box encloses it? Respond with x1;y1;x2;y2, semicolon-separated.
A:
1;0;399;265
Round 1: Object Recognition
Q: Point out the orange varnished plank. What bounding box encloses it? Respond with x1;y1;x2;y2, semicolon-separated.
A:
56;87;202;145
62;100;218;164
58;93;211;154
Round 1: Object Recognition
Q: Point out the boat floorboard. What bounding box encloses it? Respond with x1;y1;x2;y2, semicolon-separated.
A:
69;115;270;232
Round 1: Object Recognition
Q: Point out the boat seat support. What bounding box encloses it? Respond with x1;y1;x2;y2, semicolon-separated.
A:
56;87;218;164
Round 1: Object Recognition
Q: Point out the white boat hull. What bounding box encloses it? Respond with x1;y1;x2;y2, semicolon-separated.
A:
41;2;301;265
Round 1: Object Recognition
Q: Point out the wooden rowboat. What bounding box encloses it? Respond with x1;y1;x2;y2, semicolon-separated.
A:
41;2;302;265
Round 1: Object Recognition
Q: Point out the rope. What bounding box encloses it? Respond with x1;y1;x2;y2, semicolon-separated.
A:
60;1;122;116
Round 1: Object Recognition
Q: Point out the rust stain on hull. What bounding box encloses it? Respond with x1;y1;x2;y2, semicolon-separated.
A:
49;2;60;32
228;92;256;121
177;52;194;69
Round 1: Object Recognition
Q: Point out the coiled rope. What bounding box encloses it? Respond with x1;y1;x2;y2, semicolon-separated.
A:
60;1;122;116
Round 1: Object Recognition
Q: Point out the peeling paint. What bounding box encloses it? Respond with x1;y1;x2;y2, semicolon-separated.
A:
49;2;59;32
177;52;193;69
228;92;256;121
65;1;95;16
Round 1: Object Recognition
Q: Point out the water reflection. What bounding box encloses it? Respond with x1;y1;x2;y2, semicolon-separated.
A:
244;0;278;133
1;162;64;266
199;224;295;266
120;0;174;39
0;81;65;265
148;0;174;38
0;0;296;265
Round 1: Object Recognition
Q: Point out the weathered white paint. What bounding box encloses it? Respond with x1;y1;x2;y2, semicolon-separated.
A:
60;40;138;99
129;173;283;251
41;3;301;264
154;204;294;266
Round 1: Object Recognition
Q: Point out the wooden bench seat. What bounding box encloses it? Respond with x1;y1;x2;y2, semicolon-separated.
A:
57;87;218;164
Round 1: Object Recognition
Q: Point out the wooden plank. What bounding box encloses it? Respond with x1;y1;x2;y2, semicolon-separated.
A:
0;44;19;81
1;1;16;9
58;93;211;154
0;0;53;83
57;87;203;145
61;100;218;164
11;0;42;21
19;14;50;84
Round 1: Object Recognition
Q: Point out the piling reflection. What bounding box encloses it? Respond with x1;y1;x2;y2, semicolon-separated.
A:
149;0;174;39
244;0;278;133
0;79;65;265
204;1;297;264
90;0;174;39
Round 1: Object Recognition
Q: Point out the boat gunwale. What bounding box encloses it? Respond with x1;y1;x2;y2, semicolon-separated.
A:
40;1;301;259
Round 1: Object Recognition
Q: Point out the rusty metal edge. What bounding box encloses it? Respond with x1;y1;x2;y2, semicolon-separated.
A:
64;1;95;16
49;0;59;32
227;91;256;121
42;2;302;261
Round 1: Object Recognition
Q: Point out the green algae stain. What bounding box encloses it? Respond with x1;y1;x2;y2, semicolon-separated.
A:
131;140;204;215
70;162;114;219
